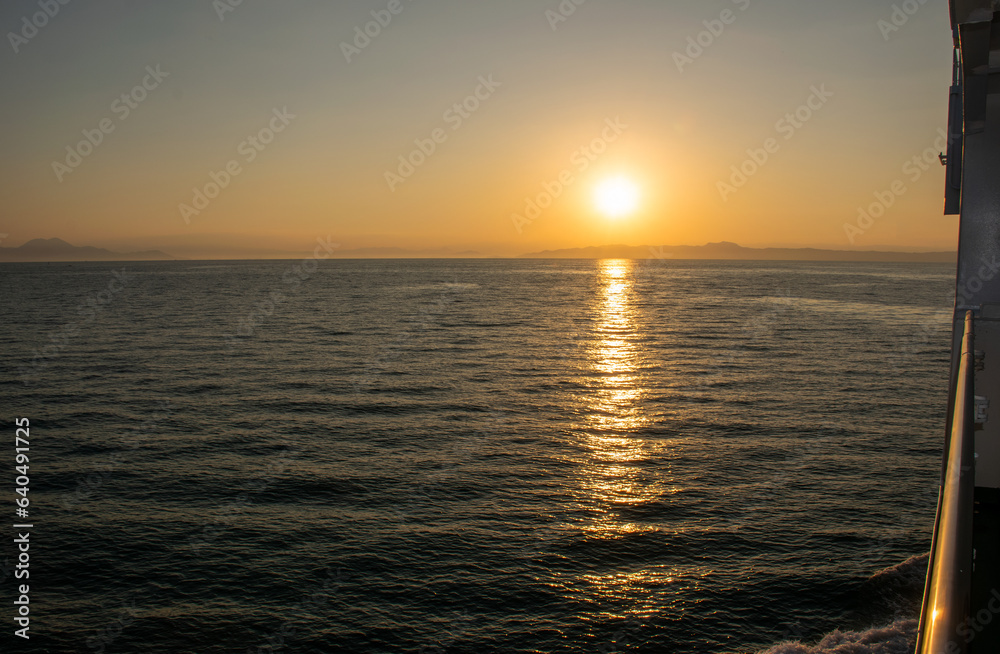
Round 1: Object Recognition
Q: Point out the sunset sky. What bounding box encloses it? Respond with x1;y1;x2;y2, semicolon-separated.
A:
0;0;956;257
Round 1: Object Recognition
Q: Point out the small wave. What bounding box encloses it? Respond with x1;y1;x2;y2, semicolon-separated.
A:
756;619;916;653
835;553;929;636
755;555;927;654
857;553;928;617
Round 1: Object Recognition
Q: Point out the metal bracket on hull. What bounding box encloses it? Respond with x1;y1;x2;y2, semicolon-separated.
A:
975;395;989;425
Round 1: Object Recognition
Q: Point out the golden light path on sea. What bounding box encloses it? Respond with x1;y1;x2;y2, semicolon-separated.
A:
559;260;701;622
581;260;660;526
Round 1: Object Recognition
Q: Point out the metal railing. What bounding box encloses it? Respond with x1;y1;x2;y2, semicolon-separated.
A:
915;310;976;653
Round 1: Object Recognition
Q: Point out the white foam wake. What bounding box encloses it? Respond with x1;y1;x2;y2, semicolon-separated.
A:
755;554;927;653
756;620;917;653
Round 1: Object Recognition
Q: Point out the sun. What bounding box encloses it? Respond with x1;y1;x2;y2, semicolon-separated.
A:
594;177;640;218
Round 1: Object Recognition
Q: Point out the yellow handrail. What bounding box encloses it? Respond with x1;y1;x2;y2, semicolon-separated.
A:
915;311;976;653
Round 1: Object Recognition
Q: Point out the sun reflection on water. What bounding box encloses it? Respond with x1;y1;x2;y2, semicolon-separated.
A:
555;261;690;623
577;260;663;530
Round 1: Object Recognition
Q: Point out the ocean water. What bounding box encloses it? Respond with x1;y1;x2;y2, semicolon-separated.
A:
0;258;955;653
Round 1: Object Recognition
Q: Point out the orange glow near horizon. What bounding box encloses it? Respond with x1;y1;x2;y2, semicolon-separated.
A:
0;2;960;258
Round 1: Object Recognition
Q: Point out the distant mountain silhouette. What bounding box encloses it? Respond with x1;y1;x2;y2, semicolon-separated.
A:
0;238;956;262
0;238;176;262
520;242;955;262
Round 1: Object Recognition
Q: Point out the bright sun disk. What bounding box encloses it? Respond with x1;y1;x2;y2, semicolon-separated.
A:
595;177;640;218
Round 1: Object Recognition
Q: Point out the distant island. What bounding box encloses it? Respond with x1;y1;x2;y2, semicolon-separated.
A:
520;242;956;263
0;238;956;263
0;238;177;262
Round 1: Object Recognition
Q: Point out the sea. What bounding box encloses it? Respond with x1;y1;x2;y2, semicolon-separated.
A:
0;258;956;653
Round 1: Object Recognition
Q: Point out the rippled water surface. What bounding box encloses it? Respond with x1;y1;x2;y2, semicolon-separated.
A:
0;259;956;652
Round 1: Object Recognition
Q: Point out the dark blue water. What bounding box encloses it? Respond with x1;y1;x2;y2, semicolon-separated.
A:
0;259;954;653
